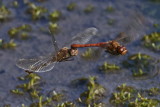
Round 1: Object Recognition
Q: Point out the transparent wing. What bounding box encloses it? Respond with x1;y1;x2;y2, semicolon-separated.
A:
16;55;57;72
49;29;59;53
64;27;98;47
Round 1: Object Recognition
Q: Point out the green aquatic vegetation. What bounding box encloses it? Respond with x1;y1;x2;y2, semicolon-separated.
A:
12;1;19;8
16;73;41;91
142;32;160;51
110;91;132;105
123;53;156;78
49;10;62;22
153;24;159;28
150;0;160;2
0;39;17;49
11;73;68;106
116;84;136;93
78;76;106;105
107;19;115;25
148;88;160;96
110;84;136;105
128;93;160;107
105;6;115;13
8;24;32;39
10;89;24;95
110;84;160;106
26;3;48;20
84;5;95;13
99;62;120;73
49;22;60;34
57;102;76;107
51;91;64;102
81;48;95;60
67;3;77;11
0;5;11;22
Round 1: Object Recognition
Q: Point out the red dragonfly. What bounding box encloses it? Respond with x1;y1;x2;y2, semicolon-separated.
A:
16;27;98;72
71;32;128;55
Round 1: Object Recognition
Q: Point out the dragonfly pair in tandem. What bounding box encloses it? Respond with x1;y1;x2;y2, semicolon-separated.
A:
16;27;127;73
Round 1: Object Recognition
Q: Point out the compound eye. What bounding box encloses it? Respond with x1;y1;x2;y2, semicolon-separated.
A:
117;46;127;55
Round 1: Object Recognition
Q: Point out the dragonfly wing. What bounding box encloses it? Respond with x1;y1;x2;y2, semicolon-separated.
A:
16;56;57;72
64;27;98;47
49;29;59;54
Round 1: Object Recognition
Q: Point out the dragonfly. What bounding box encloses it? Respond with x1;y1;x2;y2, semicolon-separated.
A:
71;32;128;55
16;27;98;73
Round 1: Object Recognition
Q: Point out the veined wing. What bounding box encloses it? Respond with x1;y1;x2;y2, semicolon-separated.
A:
16;55;57;72
49;29;59;54
64;27;98;47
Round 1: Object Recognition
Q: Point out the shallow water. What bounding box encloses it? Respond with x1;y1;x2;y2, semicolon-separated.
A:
0;0;160;106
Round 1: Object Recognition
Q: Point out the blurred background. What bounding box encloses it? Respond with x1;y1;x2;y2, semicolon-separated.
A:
0;0;160;106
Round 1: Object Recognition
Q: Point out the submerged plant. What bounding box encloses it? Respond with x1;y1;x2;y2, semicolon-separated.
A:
123;53;157;79
0;39;17;49
0;5;11;22
78;76;106;106
49;10;62;22
99;62;120;73
48;22;60;34
142;32;160;51
84;5;95;13
129;93;160;107
26;3;48;20
105;6;115;13
67;3;77;11
8;24;32;39
110;84;160;106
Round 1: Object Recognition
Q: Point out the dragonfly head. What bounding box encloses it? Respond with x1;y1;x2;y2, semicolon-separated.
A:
117;46;127;55
69;48;78;56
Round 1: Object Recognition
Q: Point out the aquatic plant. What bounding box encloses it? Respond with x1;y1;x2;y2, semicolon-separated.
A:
0;39;17;49
84;5;95;13
99;62;120;73
123;53;157;78
148;88;160;96
110;84;160;106
57;102;76;107
78;76;106;106
153;23;159;28
105;6;115;13
12;1;19;8
150;0;160;3
67;3;77;11
49;10;62;22
142;32;160;51
49;22;60;34
26;3;48;20
128;93;160;107
8;24;32;39
107;19;115;25
0;5;11;22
